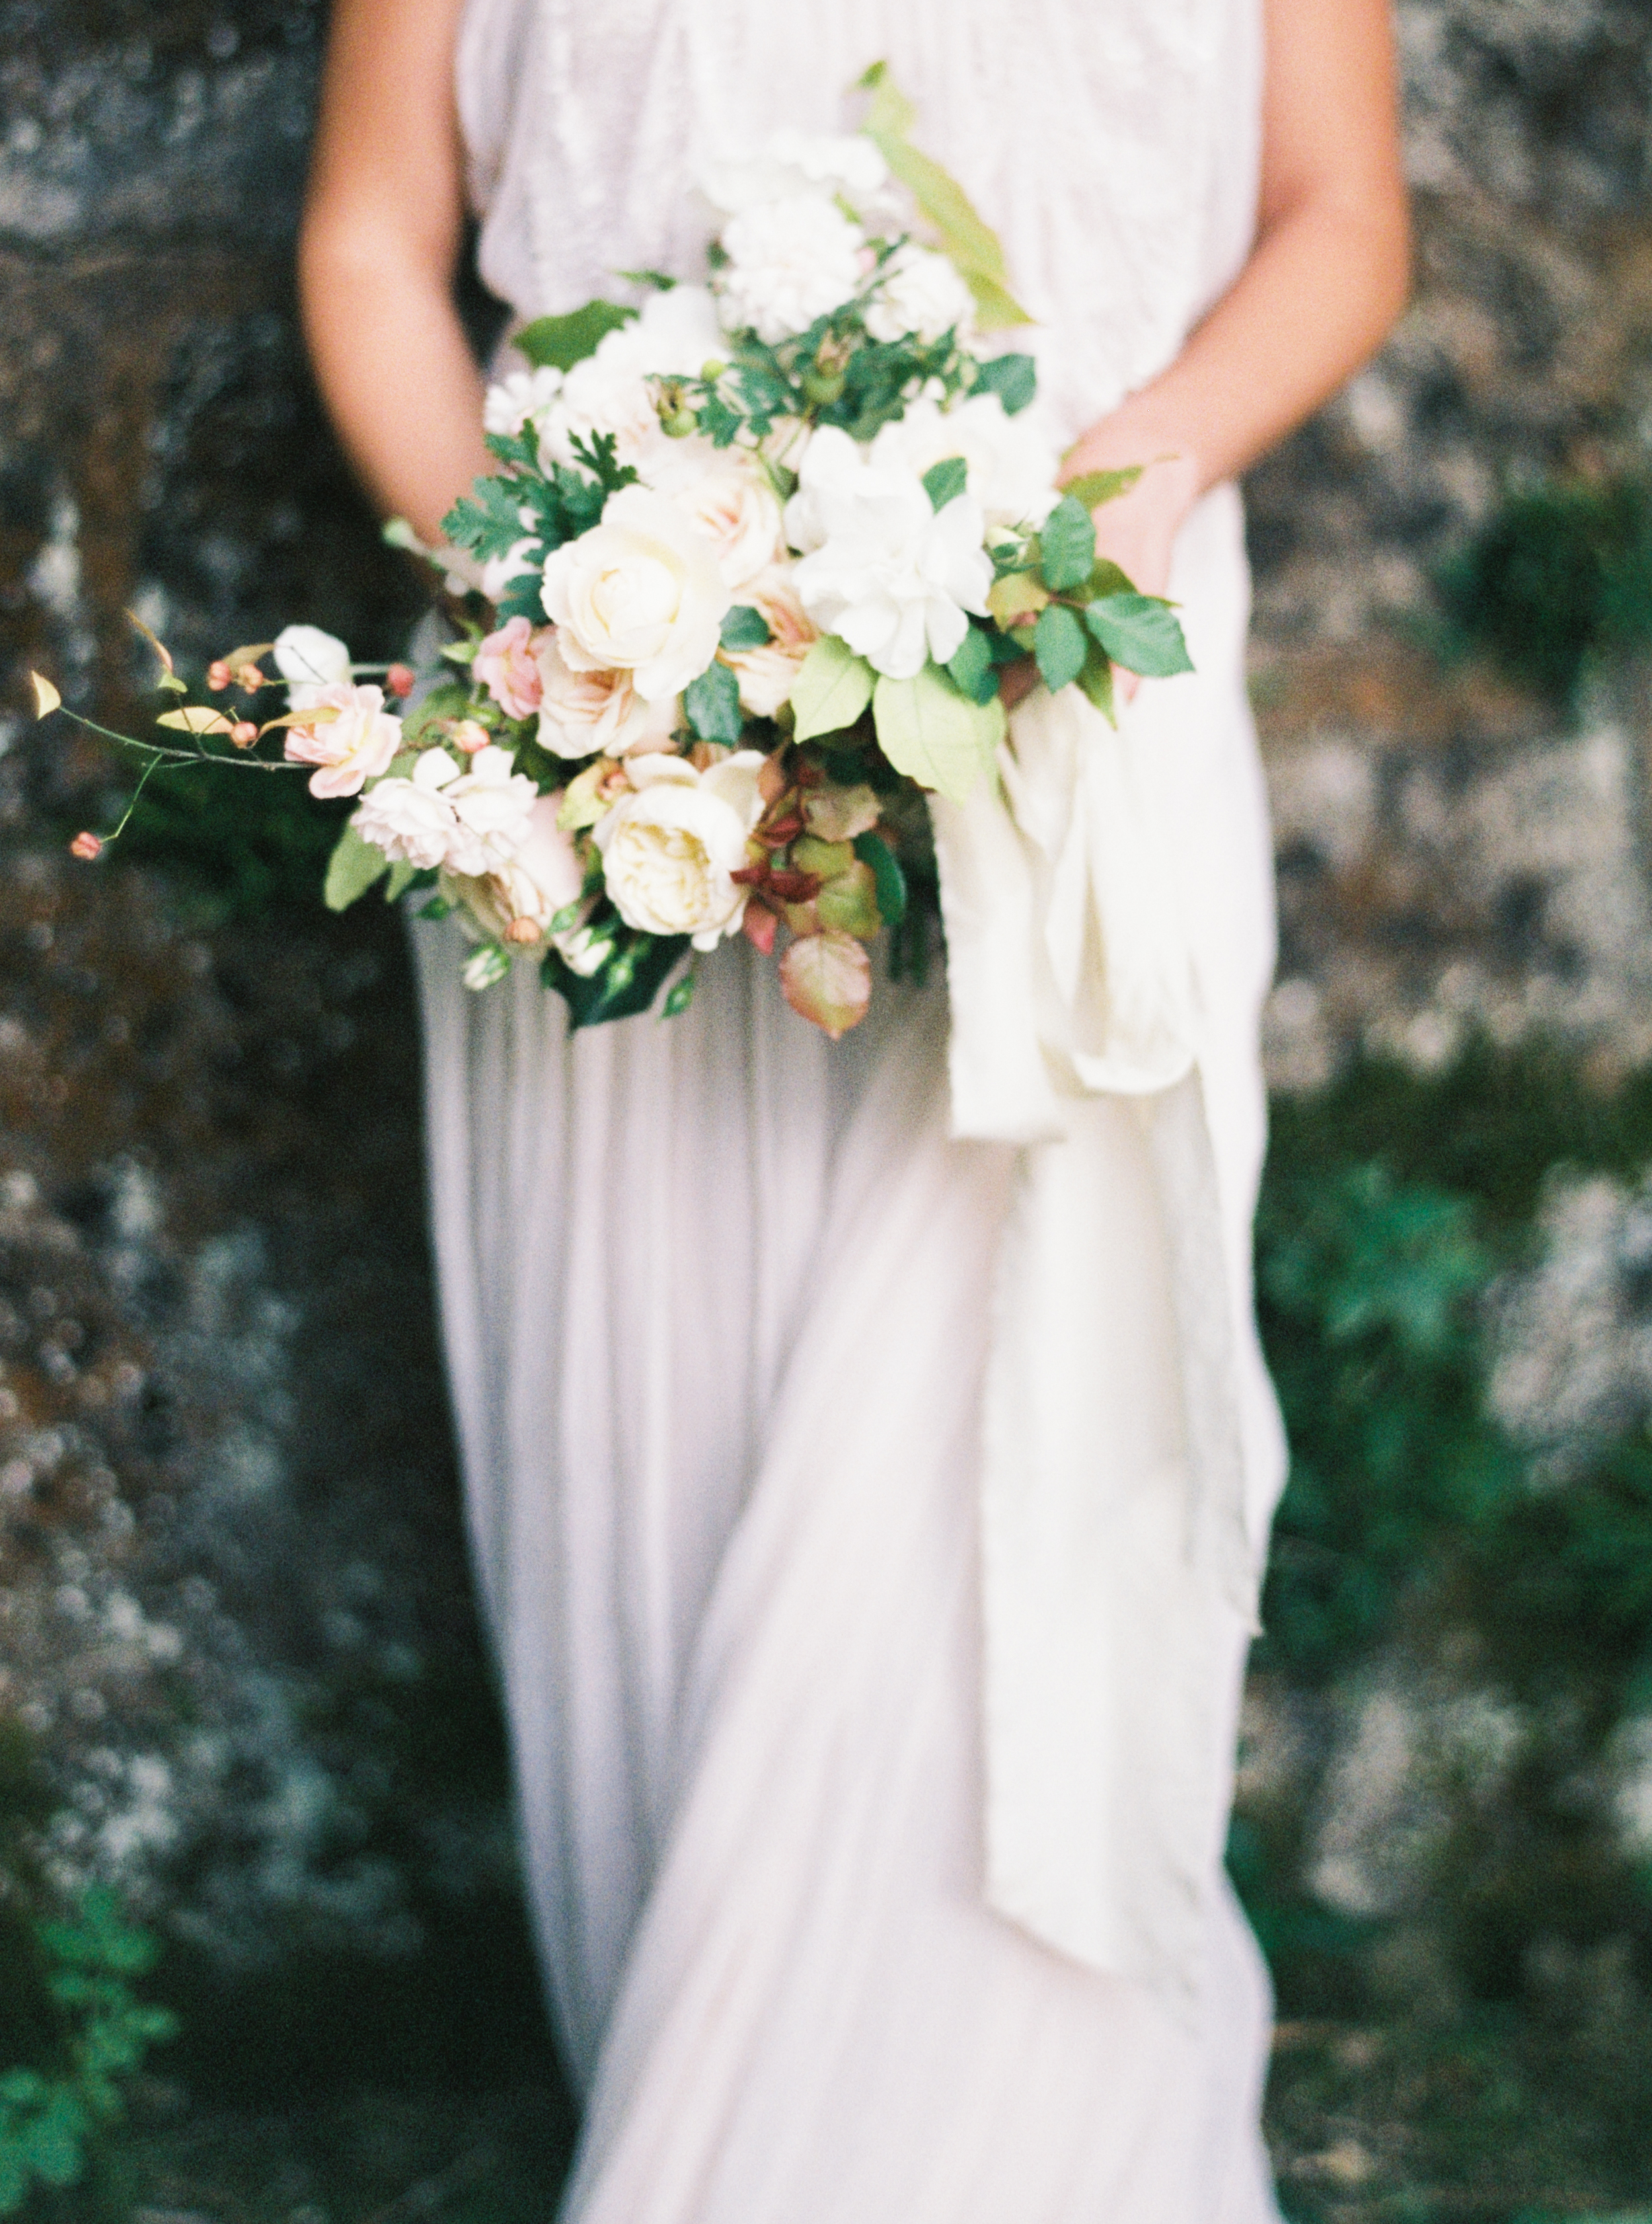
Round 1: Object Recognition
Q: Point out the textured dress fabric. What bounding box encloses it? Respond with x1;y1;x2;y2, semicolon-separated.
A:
417;3;1287;2216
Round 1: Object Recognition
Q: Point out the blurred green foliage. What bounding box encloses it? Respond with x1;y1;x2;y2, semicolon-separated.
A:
1436;477;1652;706
114;759;351;925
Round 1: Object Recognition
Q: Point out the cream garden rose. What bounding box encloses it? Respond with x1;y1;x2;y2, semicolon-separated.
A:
474;614;544;720
533;629;682;759
451;796;612;976
541;485;732;702
650;448;785;590
593;750;766;948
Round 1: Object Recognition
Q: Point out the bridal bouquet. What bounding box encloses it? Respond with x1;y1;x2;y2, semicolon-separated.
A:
36;67;1189;1038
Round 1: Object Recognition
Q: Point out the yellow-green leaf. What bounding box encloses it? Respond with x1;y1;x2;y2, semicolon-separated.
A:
156;705;235;736
789;635;875;741
324;823;391;912
124;607;175;675
986;572;1049;629
30;671;61;719
871;664;1003;804
815;860;882;938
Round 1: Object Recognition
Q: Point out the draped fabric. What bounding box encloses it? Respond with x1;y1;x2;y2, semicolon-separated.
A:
418;3;1289;2213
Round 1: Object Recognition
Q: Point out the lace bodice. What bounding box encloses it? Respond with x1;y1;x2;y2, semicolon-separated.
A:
455;0;1265;447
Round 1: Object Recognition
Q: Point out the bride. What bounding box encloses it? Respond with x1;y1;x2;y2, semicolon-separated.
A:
299;4;1408;2216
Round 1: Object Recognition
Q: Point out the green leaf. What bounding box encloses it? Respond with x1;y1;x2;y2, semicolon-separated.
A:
1080;557;1135;603
1084;593;1195;677
1037;494;1096;593
615;268;677;291
515;299;636;372
684;659;745;745
921;455;969;512
872;664;1004;803
383;859;420;903
1078;641;1117;725
973;353;1037;416
1063;466;1143;512
440;470;533;564
418;894;455;921
544;931;690;1028
323;824;390;912
1033;603;1088;693
853;830;908;927
790;635;875;740
661;966;697;1018
720;603;773;651
858;63;1033;330
946;623;998;704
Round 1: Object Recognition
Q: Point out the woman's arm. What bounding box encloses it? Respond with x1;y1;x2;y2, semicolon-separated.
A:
1062;0;1409;625
298;0;490;547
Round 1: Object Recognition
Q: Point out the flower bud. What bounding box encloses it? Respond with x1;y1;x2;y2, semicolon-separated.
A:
236;662;265;693
386;662;416;699
207;660;231;691
700;359;727;382
451;719;490;754
800;367;845;407
503;916;540;945
662;409;700;440
230;721;258;749
69;831;102;861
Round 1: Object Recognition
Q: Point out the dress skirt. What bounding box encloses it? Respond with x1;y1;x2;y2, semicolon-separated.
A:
412;925;1281;2221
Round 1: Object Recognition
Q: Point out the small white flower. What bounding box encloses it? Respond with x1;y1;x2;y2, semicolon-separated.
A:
537;288;723;475
483;364;564;438
862;243;975;346
351;748;462;869
702;130;897;225
273;624;352;712
449;795;609;973
869;393;1061;532
534;630;681;759
443;744;541;876
716;194;867;346
594;750;766;948
541;484;732;703
784;425;993;678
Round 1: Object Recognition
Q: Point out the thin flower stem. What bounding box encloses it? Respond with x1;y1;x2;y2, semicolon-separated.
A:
54;707;307;771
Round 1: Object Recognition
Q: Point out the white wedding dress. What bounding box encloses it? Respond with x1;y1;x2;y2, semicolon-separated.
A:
414;3;1288;2216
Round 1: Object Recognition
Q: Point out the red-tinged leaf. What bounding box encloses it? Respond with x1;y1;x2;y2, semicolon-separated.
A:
741;902;779;955
780;930;872;1040
766;870;821;903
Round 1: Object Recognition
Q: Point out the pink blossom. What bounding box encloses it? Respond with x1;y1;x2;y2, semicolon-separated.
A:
283;682;401;799
473;615;546;720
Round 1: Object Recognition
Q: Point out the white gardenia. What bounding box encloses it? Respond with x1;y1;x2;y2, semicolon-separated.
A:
649;447;784;590
862;243;975;346
594;750;767;948
716;194;867;346
784;424;993;678
483;365;564;438
351;747;465;870
870;393;1061;533
534;629;682;759
443;744;542;876
542;484;732;703
273;624;352;712
700;129;896;223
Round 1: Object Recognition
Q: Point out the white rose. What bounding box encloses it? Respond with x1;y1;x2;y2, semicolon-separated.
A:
862;243;975;346
869;393;1061;533
593;750;766;948
648;447;784;589
534;629;681;759
701;130;897;225
443;744;541;876
273;624;352;712
716;194;867;345
784;425;993;679
721;567;821;717
483;364;564;438
350;748;463;868
541;484;732;703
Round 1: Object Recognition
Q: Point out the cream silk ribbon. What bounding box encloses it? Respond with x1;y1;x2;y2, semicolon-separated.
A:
930;673;1262;2004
